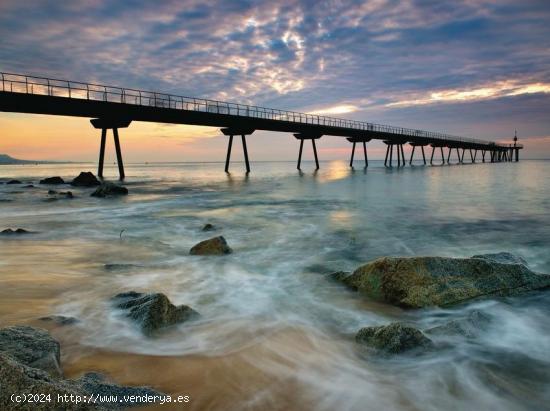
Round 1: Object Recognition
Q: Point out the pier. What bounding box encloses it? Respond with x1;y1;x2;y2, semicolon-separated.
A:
0;72;523;179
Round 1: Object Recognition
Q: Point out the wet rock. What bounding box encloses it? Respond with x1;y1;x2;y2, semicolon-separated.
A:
38;315;79;326
202;223;215;231
40;176;65;185
104;263;140;271
23;184;35;188
71;172;100;187
190;236;232;255
48;190;73;199
48;189;57;195
1;228;30;235
90;182;128;198
472;252;528;266
0;325;61;377
6;180;22;184
337;254;550;308
426;310;491;338
0;326;165;410
356;322;433;354
112;291;199;336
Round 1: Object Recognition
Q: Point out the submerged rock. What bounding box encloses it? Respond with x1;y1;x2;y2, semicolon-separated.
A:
356;322;433;354
190;236;232;255
6;180;22;185
38;315;79;326
1;228;30;235
0;325;62;378
426;310;491;338
202;223;215;232
71;172;100;187
40;176;65;185
337;253;550;308
112;291;199;336
23;184;35;188
90;182;128;198
0;325;164;410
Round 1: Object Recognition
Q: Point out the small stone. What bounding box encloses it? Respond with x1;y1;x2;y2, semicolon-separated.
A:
23;184;35;188
39;176;65;185
112;291;199;336
61;191;74;198
6;180;21;185
38;315;79;326
356;322;433;355
48;189;57;195
202;223;215;231
190;236;232;255
70;172;100;187
1;228;30;235
90;182;128;198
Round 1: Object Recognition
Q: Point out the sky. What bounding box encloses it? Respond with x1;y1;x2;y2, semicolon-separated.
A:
0;0;549;162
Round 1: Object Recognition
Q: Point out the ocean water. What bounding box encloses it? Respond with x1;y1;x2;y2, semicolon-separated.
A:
1;159;550;411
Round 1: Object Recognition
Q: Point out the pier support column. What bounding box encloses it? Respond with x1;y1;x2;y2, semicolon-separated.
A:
421;146;426;165
409;145;416;165
482;150;486;162
221;128;255;173
294;133;322;170
447;147;452;164
90;118;132;180
348;138;370;168
440;146;445;165
469;149;474;163
430;146;435;165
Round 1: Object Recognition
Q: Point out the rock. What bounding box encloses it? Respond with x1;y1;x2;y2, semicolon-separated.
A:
0;326;165;410
0;353;99;411
6;180;22;184
38;315;79;326
426;310;491;338
70;172;100;187
63;191;74;199
48;189;57;195
48;190;73;199
0;326;61;377
190;236;232;255
338;254;550;308
355;322;433;354
40;176;65;185
23;184;35;188
202;223;215;231
90;182;128;198
112;292;199;336
1;228;30;235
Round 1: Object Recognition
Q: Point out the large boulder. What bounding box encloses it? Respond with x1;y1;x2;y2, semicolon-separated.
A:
91;182;128;198
0;326;61;378
190;236;232;255
337;253;550;308
71;172;100;187
39;176;65;185
112;291;199;336
355;323;433;354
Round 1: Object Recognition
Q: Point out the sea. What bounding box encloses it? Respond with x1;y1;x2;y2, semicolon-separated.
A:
1;159;549;411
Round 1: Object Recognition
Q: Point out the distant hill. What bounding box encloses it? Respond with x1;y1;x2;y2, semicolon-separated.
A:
0;154;69;164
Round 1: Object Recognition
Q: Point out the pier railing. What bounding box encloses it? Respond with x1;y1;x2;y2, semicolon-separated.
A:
1;72;509;147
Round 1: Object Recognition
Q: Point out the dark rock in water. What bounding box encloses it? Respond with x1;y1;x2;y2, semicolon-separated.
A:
23;184;35;188
190;236;232;255
1;228;30;235
62;191;74;198
112;291;199;335
48;190;73;199
71;172;100;187
337;254;550;308
356;322;433;354
0;326;164;410
0;325;62;378
6;179;22;185
40;176;65;185
426;310;491;338
104;263;140;271
38;315;79;326
202;223;215;231
48;189;57;195
91;182;128;198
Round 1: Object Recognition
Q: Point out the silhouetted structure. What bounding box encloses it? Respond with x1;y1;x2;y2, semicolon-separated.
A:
0;72;522;179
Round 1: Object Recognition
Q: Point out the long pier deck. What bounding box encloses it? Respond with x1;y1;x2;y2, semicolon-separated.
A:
0;72;522;178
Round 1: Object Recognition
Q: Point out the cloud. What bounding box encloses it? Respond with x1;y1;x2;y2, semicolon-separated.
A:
308;104;360;115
